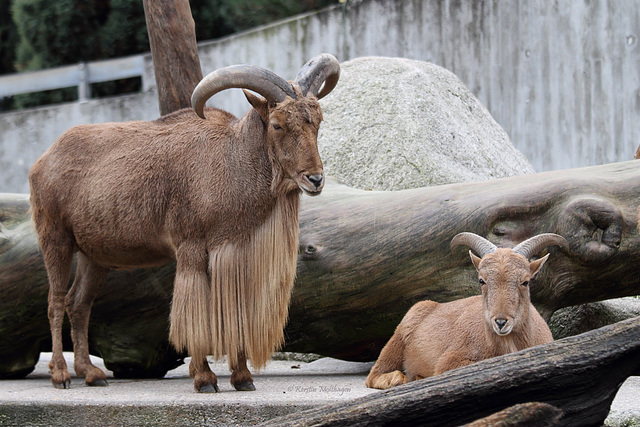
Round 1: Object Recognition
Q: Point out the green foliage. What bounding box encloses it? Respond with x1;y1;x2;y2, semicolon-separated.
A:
190;0;235;40
0;0;17;75
98;0;149;58
190;0;335;40
221;0;313;31
1;0;337;110
7;0;149;109
11;0;148;71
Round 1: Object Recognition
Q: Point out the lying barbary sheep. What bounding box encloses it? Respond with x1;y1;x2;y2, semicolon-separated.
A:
29;54;340;393
365;232;568;390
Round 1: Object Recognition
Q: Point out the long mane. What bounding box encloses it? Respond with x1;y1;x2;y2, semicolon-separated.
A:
169;192;300;368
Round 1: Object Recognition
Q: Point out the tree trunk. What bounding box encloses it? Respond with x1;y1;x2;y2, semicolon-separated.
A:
1;160;639;378
260;316;640;427
142;0;202;115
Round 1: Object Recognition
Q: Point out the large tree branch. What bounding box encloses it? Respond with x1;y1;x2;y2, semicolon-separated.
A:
261;316;640;427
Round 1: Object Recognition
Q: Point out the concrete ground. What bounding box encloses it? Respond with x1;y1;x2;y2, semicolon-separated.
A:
0;352;637;426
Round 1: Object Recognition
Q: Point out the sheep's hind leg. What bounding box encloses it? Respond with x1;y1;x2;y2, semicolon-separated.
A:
230;351;255;391
66;253;110;386
189;357;219;393
365;330;408;389
41;239;74;389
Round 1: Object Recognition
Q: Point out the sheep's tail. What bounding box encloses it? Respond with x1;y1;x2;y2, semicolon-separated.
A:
169;269;212;360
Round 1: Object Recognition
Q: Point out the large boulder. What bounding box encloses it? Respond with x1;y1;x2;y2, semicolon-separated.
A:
318;56;534;191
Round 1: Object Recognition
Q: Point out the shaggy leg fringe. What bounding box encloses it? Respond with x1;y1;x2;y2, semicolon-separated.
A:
169;270;212;360
168;194;299;368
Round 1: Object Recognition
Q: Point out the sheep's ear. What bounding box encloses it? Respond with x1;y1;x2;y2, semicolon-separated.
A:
529;253;550;278
469;251;482;271
243;89;269;123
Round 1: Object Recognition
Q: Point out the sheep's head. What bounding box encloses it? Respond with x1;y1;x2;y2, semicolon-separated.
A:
451;232;568;336
191;54;340;196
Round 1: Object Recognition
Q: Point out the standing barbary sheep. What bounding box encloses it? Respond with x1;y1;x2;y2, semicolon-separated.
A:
29;54;340;393
365;232;568;390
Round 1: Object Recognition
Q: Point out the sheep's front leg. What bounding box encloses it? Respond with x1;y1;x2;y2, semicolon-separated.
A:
365;331;409;390
171;243;217;393
189;357;219;393
66;253;110;386
230;351;255;391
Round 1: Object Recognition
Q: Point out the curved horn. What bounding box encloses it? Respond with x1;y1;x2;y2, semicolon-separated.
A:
191;65;296;119
450;232;498;258
295;53;340;99
513;233;569;259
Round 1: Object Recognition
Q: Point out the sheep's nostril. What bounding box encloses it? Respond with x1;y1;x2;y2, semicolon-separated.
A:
307;174;324;189
495;318;508;331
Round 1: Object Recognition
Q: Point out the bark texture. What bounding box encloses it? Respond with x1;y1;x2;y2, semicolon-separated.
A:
142;0;202;115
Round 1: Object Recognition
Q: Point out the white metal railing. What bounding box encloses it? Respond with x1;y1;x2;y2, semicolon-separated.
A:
0;54;145;102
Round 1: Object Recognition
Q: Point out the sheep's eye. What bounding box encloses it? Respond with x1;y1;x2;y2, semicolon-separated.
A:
272;123;283;130
521;280;530;287
478;278;486;286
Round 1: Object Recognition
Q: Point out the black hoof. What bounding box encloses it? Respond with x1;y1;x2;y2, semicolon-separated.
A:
234;380;256;391
88;379;108;387
198;383;220;393
53;380;71;389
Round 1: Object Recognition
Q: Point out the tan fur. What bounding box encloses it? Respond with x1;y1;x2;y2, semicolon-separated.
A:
366;242;557;390
210;192;299;369
170;193;299;370
169;270;213;361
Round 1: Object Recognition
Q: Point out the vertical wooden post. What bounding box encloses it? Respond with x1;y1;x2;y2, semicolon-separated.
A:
142;0;203;116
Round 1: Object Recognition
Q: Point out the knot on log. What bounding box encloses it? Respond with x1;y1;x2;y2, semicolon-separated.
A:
557;197;622;264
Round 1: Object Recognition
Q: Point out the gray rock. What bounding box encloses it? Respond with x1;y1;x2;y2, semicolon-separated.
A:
318;57;534;191
549;297;640;340
301;357;374;374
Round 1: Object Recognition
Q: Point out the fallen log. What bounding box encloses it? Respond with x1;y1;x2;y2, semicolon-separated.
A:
260;316;640;427
287;159;640;360
1;160;639;377
464;402;563;427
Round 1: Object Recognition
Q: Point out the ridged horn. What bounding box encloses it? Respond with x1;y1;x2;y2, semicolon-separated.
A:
191;65;296;119
295;53;340;99
450;232;498;258
513;233;569;259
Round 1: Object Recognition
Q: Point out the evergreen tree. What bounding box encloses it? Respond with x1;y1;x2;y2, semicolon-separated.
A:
0;0;17;75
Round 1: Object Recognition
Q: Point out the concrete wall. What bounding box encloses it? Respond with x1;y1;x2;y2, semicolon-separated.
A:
1;0;638;193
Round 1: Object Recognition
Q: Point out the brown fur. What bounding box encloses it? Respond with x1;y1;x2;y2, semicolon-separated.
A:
170;193;299;369
29;84;325;392
366;248;554;390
